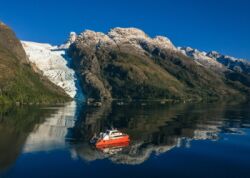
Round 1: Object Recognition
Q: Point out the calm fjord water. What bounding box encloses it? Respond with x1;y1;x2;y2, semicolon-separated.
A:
0;101;250;178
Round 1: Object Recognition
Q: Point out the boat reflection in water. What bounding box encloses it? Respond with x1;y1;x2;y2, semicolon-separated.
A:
96;141;130;155
1;101;250;177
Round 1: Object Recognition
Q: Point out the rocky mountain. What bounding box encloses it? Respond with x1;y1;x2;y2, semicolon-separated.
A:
0;22;70;104
68;27;249;103
3;22;249;104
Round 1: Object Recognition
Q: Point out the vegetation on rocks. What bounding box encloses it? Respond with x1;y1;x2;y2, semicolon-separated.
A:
0;22;70;105
69;28;249;103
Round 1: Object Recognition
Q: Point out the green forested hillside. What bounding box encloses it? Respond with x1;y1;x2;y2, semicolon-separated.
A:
0;22;70;105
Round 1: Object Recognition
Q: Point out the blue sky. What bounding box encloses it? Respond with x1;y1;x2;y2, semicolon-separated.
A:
1;0;250;59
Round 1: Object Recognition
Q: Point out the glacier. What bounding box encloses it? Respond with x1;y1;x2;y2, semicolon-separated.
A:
22;39;84;100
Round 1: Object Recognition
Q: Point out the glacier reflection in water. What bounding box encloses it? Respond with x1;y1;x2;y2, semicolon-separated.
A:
1;101;250;178
23;102;79;153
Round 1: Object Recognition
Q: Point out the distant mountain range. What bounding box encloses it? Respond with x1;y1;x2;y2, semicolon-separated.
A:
1;22;250;104
179;46;250;88
179;46;250;75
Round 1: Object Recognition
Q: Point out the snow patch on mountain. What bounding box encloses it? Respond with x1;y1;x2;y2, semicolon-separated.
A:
178;47;227;72
207;51;250;74
76;27;177;54
178;46;250;74
108;27;176;51
59;32;77;49
22;39;84;99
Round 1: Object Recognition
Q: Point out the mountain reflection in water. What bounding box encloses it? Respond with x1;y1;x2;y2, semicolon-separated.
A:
0;101;250;177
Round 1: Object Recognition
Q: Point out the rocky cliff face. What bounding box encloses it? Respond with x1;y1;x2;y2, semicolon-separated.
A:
69;27;248;102
0;22;70;104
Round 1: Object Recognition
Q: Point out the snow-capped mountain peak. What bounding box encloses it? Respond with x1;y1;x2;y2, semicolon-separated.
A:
207;51;250;74
59;32;78;49
75;27;177;54
207;51;221;59
179;46;250;74
108;27;148;40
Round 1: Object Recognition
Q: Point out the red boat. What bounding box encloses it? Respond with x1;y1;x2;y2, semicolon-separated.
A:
90;129;130;148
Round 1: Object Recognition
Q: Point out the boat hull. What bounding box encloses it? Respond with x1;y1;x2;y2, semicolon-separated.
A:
96;135;130;148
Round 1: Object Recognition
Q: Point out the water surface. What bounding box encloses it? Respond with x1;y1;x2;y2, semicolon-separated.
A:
0;101;250;178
